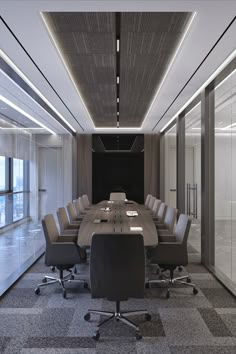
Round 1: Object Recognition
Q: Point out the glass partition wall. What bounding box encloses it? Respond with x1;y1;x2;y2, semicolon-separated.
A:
214;68;236;285
185;103;201;254
164;125;177;208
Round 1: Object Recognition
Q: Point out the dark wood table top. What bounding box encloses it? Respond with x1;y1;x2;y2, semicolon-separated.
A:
77;200;158;247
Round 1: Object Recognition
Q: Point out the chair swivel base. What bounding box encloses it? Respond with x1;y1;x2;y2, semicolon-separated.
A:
35;268;88;298
147;268;198;298
84;300;151;341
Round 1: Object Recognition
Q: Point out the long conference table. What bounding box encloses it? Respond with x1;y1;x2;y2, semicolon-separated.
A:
77;200;158;247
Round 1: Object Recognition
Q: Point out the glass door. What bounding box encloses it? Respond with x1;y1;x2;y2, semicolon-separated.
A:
214;68;236;286
185;103;201;254
164;125;177;208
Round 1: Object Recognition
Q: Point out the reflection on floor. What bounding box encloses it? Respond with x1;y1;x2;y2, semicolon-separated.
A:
0;220;45;296
215;220;236;283
188;218;236;288
0;249;235;353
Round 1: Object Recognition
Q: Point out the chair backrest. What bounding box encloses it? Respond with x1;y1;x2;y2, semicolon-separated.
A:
163;206;177;233
109;192;126;201
152;199;161;215
67;202;77;223
73;199;81;217
78;197;85;213
90;233;145;301
157;203;167;222
148;196;156;210
57;207;70;233
42;214;59;244
175;214;192;244
82;194;90;208
145;194;151;207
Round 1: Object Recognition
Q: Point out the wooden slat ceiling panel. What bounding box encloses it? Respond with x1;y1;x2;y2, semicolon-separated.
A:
119;12;191;127
44;12;191;128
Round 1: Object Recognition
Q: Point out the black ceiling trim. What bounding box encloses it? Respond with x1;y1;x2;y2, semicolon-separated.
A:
152;15;236;131
0;15;84;133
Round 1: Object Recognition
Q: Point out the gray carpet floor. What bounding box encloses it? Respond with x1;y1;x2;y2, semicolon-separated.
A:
0;246;236;354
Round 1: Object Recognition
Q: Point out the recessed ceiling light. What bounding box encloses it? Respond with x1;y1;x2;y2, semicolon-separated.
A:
117;39;120;52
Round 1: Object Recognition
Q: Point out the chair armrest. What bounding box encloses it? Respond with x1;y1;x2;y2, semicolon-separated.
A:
57;235;78;243
158;235;176;243
60;231;78;237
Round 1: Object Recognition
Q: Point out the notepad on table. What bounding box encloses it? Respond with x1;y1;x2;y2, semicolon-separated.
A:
126;211;138;217
130;226;143;231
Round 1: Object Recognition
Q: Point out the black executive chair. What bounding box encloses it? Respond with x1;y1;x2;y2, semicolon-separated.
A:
147;214;198;298
35;214;87;298
84;233;151;341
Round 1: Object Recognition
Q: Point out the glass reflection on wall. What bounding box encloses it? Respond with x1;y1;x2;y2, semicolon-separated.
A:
215;68;236;285
164;125;176;208
185;102;201;254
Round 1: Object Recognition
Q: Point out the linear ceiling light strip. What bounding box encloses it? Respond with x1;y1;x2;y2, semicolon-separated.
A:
0;95;56;134
116;13;121;128
0;64;73;135
140;12;196;129
0;16;83;132
155;15;236;132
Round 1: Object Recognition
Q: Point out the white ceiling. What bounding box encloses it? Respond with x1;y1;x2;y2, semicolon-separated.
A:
0;0;236;134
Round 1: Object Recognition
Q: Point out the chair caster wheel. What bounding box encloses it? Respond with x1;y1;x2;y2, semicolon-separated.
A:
166;290;170;299
42;278;47;283
135;331;142;340
35;287;40;295
84;313;90;321
145;313;151;321
145;282;150;289
63;289;67;299
193;288;198;295
178;266;183;272
93;331;100;341
51;266;55;272
186;277;191;283
83;282;89;289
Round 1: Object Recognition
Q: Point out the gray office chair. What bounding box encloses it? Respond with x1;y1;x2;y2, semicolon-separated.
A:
152;199;161;215
145;194;151;207
153;202;167;223
78;197;86;214
57;207;80;234
147;214;198;298
82;194;90;209
67;202;83;223
109;192;126;201
35;214;87;298
73;199;84;219
147;195;156;210
156;206;177;236
84;233;151;341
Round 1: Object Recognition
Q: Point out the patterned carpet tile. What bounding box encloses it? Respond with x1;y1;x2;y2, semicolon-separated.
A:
198;308;233;337
0;337;11;353
169;345;236;354
24;337;95;348
200;288;236;308
0;252;236;353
